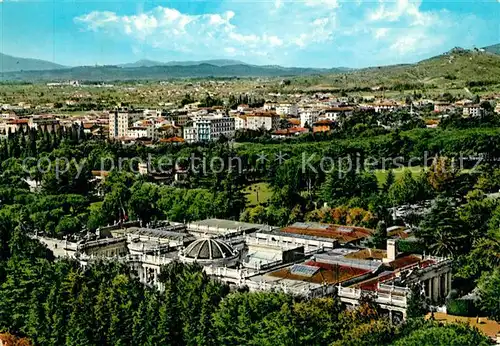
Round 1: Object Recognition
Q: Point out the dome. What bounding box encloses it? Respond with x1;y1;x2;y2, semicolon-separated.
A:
182;238;237;260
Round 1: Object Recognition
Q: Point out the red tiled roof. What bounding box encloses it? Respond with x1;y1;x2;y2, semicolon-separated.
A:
269;261;369;285
388;228;411;239
273;127;308;135
374;101;398;107
313;119;335;126
91;170;110;177
6;119;28;124
159;136;185;143
355;272;396;291
281;224;374;244
246;112;278;117
325;107;354;112
388;255;423;270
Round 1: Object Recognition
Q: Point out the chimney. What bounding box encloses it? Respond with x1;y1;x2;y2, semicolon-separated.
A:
384;239;398;263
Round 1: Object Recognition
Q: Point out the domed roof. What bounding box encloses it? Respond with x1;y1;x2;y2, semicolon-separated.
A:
182;238;236;260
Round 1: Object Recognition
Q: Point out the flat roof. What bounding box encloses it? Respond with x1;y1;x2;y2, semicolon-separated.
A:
344;248;387;260
352;271;396;290
248;273;324;290
113;226;191;241
255;230;339;244
388;255;425;270
267;260;370;285
187;219;275;233
282;222;374;244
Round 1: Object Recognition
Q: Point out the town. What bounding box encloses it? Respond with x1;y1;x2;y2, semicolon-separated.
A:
1;82;499;144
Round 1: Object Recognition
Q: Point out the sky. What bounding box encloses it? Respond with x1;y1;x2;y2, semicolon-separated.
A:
0;0;498;68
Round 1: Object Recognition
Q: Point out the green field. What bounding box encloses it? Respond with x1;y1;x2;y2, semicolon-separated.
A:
374;166;425;186
243;182;273;206
373;165;475;186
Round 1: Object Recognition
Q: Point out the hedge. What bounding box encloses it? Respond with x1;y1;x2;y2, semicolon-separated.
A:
397;239;426;254
446;298;480;317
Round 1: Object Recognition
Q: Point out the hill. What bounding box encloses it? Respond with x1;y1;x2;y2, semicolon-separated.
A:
164;59;247;67
118;59;165;68
483;43;500;55
0;46;499;85
119;59;247;68
0;63;336;81
0;53;66;73
297;48;500;91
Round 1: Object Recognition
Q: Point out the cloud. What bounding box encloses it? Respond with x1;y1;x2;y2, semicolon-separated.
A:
389;30;444;55
368;0;436;26
374;28;389;39
361;0;451;58
73;0;479;66
224;47;237;55
76;11;120;31
75;4;338;59
305;0;339;9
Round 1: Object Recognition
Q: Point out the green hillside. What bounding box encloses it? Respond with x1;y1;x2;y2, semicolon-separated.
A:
0;53;65;73
0;63;339;82
483;43;500;55
296;48;500;91
118;59;247;68
1;46;499;87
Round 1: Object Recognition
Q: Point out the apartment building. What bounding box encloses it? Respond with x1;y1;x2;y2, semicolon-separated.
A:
374;101;398;113
108;108;143;138
300;109;320;127
463;104;484;117
28;116;61;132
276;103;298;116
235;115;247;130
127;120;158;139
322;107;354;121
245;112;280;130
183;114;235;143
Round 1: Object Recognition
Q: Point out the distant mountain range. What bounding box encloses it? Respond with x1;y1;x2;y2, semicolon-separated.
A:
483;43;500;55
0;53;66;73
0;61;340;81
118;59;248;68
0;43;498;81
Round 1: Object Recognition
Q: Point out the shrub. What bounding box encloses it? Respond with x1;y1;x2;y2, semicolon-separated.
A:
446;298;479;317
397;239;426;254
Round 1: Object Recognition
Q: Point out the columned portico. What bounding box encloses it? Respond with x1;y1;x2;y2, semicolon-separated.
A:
424;270;452;303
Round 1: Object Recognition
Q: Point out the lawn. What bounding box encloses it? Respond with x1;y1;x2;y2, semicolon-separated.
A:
242;182;273;206
374;166;424;186
373;165;474;186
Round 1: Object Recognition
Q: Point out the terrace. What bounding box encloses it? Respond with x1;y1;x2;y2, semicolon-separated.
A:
282;222;374;245
267;260;370;285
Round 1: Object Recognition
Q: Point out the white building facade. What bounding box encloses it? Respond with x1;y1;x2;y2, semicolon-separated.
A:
300;109;319;127
234;116;247;130
463;105;483;117
246;113;280;130
322;107;354;122
109;109;142;138
183;115;235;143
276;103;298;116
